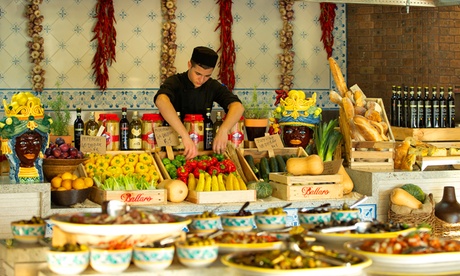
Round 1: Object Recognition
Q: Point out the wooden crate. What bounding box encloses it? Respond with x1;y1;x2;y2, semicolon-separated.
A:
269;173;343;201
339;98;395;170
153;150;256;204
89;187;167;206
235;147;308;182
186;190;256;204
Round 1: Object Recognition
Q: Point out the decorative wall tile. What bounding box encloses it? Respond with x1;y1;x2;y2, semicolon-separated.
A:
0;0;346;113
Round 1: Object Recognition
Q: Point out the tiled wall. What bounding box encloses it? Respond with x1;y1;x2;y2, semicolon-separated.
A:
0;0;346;117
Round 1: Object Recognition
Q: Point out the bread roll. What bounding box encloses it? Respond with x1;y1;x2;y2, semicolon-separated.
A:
353;88;367;107
354;106;367;116
365;108;382;122
353;115;383;142
369;120;388;141
394;140;410;170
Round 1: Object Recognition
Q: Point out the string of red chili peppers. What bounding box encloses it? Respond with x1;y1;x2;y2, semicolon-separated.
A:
91;0;117;91
215;0;236;92
319;3;337;59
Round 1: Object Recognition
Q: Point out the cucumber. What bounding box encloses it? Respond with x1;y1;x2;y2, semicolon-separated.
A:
282;155;291;163
244;155;259;176
255;162;261;178
259;157;270;182
269;157;279;172
275;155;286;172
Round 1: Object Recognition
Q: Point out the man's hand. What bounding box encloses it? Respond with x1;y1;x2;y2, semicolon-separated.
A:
182;136;198;159
213;127;229;154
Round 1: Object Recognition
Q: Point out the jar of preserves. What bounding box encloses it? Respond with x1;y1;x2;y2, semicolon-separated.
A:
184;114;204;150
227;116;245;148
102;113;120;151
141;113;163;151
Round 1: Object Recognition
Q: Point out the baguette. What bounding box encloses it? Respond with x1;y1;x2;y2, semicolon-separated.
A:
352;115;383;142
328;57;348;97
342;97;355;120
329;90;343;106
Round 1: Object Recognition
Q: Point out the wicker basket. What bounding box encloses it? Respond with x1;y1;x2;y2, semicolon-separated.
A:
388;193;435;228
42;158;87;182
433;217;460;240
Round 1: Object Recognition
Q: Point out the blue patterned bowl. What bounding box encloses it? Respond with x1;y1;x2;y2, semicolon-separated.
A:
90;247;132;274
133;245;174;271
188;217;221;234
331;209;360;223
254;213;287;231
47;249;90;275
221;214;255;232
176;243;218;268
298;212;331;229
11;222;46;244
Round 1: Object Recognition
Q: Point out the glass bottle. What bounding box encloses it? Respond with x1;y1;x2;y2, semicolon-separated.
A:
395;86;402;127
73;108;84;150
85;111;99;136
119;107;129;150
447;87;456;128
416;87;424;128
402;86;409;127
439;87;447;128
390;85;397;126
423;86;432;128
172;111;185;151
408;87;417;128
432;86;440;128
213;111;224;137
129;111;142;150
203;107;214;151
435;186;460;223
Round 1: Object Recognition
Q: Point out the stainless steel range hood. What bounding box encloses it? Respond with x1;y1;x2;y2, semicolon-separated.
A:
295;0;460;7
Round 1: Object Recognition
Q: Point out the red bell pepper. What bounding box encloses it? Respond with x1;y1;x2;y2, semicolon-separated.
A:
223;159;236;173
209;156;218;166
193;167;202;179
176;166;189;179
207;165;221;176
197;160;209;170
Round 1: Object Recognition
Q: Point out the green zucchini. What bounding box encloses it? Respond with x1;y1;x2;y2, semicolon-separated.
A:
275;155;286;172
259;157;270;182
269;157;279;172
244;155;259;176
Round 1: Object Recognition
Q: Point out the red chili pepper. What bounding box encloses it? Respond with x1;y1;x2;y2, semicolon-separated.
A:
320;3;336;59
215;0;236;91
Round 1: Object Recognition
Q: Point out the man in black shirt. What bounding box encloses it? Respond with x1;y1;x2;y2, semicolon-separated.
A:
155;46;244;159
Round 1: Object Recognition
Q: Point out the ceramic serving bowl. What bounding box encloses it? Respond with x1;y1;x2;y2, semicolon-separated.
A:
188;216;221;234
47;248;90;275
220;214;255;232
331;209;360;223
254;213;287;231
133;245;175;272
89;247;132;274
10;222;46;243
175;242;218;268
298;211;332;230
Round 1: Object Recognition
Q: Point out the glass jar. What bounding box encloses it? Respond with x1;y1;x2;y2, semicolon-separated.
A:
102;113;120;151
184;114;204;150
227;116;245;148
141;113;163;151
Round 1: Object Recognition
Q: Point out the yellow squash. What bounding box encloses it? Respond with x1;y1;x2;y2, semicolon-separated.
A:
286;155;324;175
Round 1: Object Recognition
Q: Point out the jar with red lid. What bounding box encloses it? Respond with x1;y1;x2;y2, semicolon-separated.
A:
141;113;163;151
226;115;245;148
101;113;120;151
184;114;204;150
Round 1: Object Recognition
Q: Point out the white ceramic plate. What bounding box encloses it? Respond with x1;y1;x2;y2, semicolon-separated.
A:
221;252;371;276
50;212;191;236
308;227;419;244
346;239;460;275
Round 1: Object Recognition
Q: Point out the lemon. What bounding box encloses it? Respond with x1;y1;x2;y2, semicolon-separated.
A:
51;176;62;189
72;178;86;190
83;177;94;188
61;179;73;190
61;172;74;181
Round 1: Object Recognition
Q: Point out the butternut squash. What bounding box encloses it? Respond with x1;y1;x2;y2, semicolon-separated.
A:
286;155;324;176
390;188;422;209
338;165;353;195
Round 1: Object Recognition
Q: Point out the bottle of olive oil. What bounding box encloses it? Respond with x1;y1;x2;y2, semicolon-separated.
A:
408;87;417;128
439;87;447;128
74;108;84;150
129;111;142;150
402;86;409;127
390;85;397;126
119;107;129;150
432;86;440;128
395;86;402;127
423;86;432;128
447;87;456;128
203;107;214;151
85;111;99;136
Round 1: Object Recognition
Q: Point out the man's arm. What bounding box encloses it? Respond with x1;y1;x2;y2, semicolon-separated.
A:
155;94;198;159
212;101;245;154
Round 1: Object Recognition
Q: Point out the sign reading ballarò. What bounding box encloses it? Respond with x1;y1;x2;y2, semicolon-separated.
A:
89;187;167;206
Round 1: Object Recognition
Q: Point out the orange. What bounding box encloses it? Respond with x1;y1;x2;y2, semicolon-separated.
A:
57;187;67;191
51;176;62;189
61;172;74;181
83;177;94;188
61;179;73;190
72;178;86;190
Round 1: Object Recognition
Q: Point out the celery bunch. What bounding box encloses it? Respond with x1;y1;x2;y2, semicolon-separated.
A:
93;174;157;191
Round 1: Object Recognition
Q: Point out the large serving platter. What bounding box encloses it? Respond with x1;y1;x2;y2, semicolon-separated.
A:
345;239;460;275
308;227;418;243
221;251;371;276
50;212;191;236
217;240;284;253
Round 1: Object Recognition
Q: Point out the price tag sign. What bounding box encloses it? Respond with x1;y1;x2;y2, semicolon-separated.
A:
254;134;284;150
80;135;106;154
154;126;179;147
